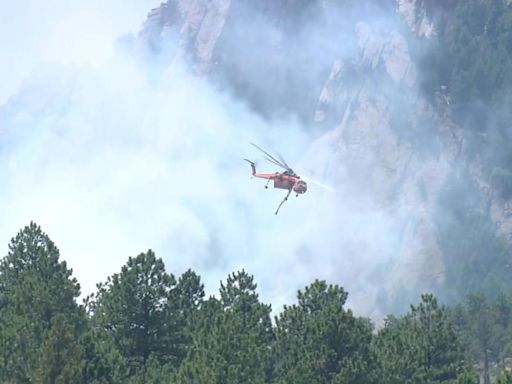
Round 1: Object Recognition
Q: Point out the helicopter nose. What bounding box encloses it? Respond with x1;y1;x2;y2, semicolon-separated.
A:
294;182;307;194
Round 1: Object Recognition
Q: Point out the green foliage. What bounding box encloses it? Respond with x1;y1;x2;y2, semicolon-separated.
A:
171;269;204;318
455;370;479;384
2;223;509;383
423;0;512;108
34;314;84;384
374;293;476;384
126;354;176;384
0;222;84;383
497;369;512;384
493;294;512;365
88;250;177;371
420;0;512;185
79;327;128;384
0;222;82;325
434;171;510;302
452;293;512;383
177;270;273;384
412;0;512;311
84;254;205;382
273;280;376;384
168;269;205;363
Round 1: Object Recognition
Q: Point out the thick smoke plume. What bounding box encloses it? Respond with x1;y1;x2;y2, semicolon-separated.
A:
1;0;443;319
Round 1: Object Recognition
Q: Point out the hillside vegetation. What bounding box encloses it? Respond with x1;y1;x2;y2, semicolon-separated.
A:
2;223;512;383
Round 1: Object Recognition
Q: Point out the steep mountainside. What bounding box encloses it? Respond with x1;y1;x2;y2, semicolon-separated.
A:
130;0;512;307
2;0;511;315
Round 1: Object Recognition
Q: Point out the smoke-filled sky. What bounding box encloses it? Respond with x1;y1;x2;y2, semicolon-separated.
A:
1;0;418;319
0;0;162;103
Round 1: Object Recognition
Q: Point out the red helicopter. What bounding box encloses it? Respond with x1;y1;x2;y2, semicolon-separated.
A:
245;143;308;215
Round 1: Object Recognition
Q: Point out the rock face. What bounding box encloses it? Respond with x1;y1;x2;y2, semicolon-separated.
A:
137;0;232;74
135;1;344;121
491;197;512;242
397;0;435;38
133;0;509;310
306;18;458;303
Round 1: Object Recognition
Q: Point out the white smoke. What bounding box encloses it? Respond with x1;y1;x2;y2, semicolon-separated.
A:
1;1;420;319
0;0;162;103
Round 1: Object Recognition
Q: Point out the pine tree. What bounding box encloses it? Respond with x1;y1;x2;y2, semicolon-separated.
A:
375;293;477;384
452;293;512;380
167;269;205;364
89;250;177;372
491;294;512;370
178;270;273;384
34;314;84;384
79;326;128;384
274;280;376;384
466;293;493;384
0;222;84;382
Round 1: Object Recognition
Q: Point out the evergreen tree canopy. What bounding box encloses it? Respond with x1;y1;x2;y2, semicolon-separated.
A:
0;222;83;383
273;280;376;384
88;250;177;370
375;293;476;384
178;270;273;384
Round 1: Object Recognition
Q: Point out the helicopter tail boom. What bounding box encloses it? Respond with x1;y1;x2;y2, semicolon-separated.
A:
244;159;256;175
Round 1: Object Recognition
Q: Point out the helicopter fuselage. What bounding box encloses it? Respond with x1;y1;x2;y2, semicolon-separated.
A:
244;146;308;214
254;172;307;194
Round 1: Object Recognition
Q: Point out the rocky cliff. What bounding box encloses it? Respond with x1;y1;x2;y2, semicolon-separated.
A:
2;0;507;315
130;0;512;307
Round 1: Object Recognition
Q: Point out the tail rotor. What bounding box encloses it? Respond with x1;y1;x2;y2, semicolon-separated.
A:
244;159;256;175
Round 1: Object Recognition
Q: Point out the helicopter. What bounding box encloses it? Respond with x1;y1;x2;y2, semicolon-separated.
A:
244;143;309;215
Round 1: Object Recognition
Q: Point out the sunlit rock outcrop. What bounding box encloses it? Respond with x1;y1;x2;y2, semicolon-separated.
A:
397;0;435;38
133;0;497;311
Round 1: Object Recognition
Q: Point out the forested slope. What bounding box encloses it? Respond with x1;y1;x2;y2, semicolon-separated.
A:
2;223;512;383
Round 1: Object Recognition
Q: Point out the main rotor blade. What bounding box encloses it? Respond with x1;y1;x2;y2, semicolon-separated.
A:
277;153;292;170
265;156;296;175
250;142;290;170
264;155;288;170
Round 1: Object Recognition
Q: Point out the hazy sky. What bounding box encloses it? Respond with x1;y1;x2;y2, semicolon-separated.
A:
1;1;411;319
0;0;161;103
